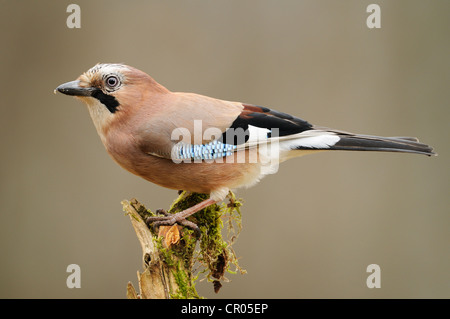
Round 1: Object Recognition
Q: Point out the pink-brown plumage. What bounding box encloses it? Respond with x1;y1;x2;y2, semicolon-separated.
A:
56;63;435;231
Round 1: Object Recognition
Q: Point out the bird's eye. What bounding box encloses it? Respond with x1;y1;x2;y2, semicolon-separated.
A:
105;75;120;89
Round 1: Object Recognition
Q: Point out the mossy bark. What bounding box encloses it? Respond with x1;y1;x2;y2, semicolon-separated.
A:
123;191;244;299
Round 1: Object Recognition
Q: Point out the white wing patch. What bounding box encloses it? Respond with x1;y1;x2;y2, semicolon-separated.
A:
237;129;340;151
286;132;340;149
247;125;271;143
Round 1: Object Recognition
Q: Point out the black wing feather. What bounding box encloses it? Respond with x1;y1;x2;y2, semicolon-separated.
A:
220;104;313;145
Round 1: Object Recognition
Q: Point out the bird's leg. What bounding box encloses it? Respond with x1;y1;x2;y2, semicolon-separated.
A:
146;198;217;235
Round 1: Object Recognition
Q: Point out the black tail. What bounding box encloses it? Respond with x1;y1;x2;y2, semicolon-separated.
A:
329;134;436;156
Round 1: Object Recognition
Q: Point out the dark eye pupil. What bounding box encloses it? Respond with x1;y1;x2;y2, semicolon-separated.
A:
107;76;118;87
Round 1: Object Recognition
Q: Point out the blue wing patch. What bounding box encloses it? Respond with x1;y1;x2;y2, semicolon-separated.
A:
175;141;237;161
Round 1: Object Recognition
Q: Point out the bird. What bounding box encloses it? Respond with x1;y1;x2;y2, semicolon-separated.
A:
55;63;435;232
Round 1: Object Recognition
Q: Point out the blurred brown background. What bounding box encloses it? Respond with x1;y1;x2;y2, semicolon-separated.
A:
0;0;448;298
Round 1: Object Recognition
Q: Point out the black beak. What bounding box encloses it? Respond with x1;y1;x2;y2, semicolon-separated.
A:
55;80;95;97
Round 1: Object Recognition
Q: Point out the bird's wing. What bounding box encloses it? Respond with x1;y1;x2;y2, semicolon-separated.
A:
220;103;313;147
134;92;243;159
220;104;435;157
136;97;434;161
137;99;325;161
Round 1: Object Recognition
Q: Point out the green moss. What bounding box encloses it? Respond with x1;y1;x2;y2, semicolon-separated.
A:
157;191;245;296
170;261;201;299
154;236;176;267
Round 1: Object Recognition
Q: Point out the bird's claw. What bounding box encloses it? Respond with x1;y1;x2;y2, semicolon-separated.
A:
146;213;201;237
155;208;169;216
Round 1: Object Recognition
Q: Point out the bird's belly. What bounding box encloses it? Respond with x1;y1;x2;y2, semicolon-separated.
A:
109;147;263;194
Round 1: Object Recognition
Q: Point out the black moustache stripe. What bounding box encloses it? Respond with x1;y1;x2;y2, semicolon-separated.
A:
91;89;120;113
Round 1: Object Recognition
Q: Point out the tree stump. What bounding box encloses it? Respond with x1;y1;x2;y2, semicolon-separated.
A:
122;192;245;299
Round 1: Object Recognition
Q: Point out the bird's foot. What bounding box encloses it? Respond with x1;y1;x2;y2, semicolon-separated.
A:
146;210;201;237
146;198;217;238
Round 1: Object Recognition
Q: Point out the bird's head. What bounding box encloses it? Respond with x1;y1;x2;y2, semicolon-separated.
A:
56;63;168;135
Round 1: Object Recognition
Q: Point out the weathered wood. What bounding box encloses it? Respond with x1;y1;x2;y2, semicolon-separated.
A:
123;198;192;299
122;192;245;299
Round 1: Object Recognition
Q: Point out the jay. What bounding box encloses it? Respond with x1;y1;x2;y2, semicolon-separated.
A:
56;63;435;231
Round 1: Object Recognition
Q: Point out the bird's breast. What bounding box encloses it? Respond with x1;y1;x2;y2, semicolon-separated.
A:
103;133;263;194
